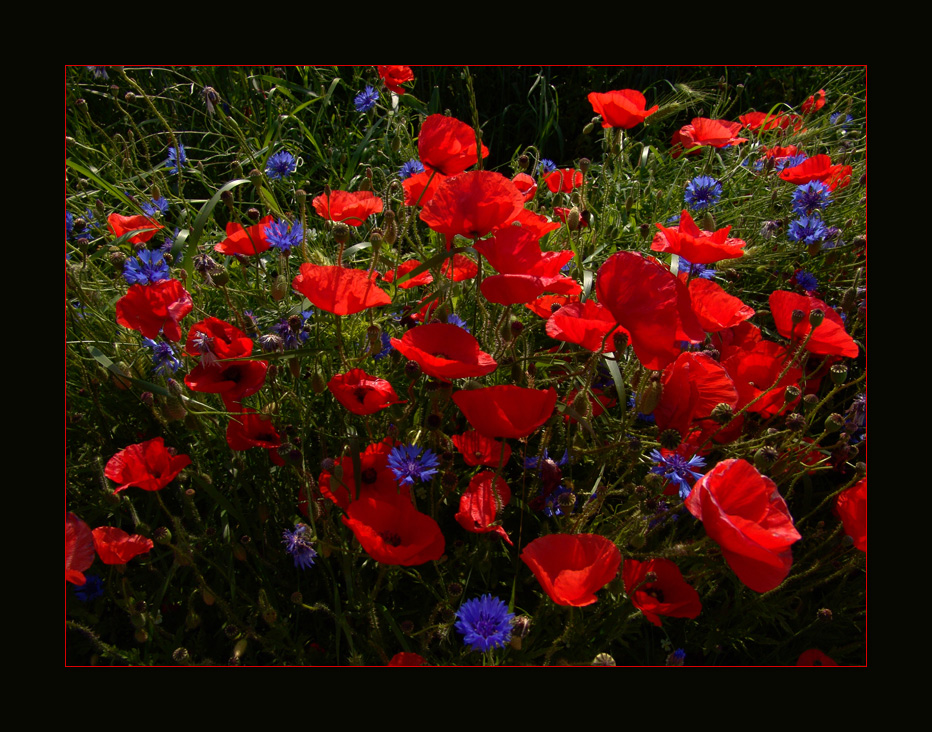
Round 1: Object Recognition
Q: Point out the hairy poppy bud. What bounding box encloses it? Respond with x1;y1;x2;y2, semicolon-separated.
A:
637;373;662;414
517;154;529;170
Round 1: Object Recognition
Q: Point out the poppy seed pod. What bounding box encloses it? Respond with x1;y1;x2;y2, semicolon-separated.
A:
659;428;681;450
830;363;848;384
825;413;845;432
809;309;824;328
791;309;805;326
711;403;734;424
784;385;801;402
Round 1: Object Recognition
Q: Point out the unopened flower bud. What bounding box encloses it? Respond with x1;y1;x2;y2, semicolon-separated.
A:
817;608;833;622
567;206;581;231
579;158;591;174
124;92;135;103
637;374;663;415
700;212;715;230
517;154;529;170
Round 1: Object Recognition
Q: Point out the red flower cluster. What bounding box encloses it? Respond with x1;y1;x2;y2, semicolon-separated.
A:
115;279;193;342
623;558;702;627
520;533;621;607
328;368;401;415
214;215;274;256
342;492;445;566
108;213;164;244
587;89;658;129
544;168;583;193
685;459;801;592
184;317;268;406
391;323;497;381
292;263;391;316
105;437;191;494
455;471;512;545
317;438;408;509
377;65;414;94
312;191;383;226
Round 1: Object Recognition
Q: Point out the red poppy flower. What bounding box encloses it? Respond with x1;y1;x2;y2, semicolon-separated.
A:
797;649;838;666
623;558;702;627
511;208;562;238
441;253;479;281
587;89;658;129
312;190;383;226
520;533;621;607
342;492;445;566
474;226;573;276
801;89;826;114
91;526;154;565
185;359;268;404
739;111;802;132
596;251;704;371
184;317;254;361
105;437;191;494
453;385;557;439
382;259;433;289
722;340;802;420
226;407;281;451
672;118;748;156
66;513;95;585
115;279;193;342
388;652;426;666
685;459;801;593
418;114;488;176
653;352;738;439
525;293;581;318
544;168;583;193
292;263;391;316
402;169;447;207
390;323;497;382
107;213;164;244
455;471;512;545
451;430;511;468
835;477;866;552
480;273;580;306
769;290;858;358
512;172;538;202
328;368;401;415
712;320;763;362
318;438;408;509
214;215;274;256
652;210;747;264
545;300;625;353
779;154;851;190
688;278;755;332
377;65;414;94
420;170;524;240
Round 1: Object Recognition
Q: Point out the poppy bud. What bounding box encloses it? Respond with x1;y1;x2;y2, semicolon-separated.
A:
700;212;715;230
289;358;301;379
658;428;681;450
310;370;327;393
583;121;595;135
567;207;581;231
134;629;149;643
753;446;779;471
711;403;733;424
270;273;288;302
830;363;847;384
637;374;663;414
383;210;397;246
517;154;529;170
785;413;805;432
825;413;845;432
817;608;833;622
579;158;591;174
809;309;824;328
592;653;616;666
639;223;651;239
246;207;260;221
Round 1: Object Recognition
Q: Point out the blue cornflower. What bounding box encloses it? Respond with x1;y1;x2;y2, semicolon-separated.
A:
123;249;170;286
792;181;832;217
86;66;108;80
66;211;74;238
455;594;514;653
780;153;808;171
830;112;853;128
677;256;716;280
73;575;105;602
141;197;169;218
270;311;313;350
523;449;568;471
142;338;182;375
355;85;379;112
264;218;304;253
266;150;297;181
282;523;317;570
788;215;828;245
387;444;440;485
666;648;686;666
537;158;556;175
399;159;425;180
166;144;186;174
649;449;706;500
445;313;471;333
794;269;818;292
683;175;722;211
